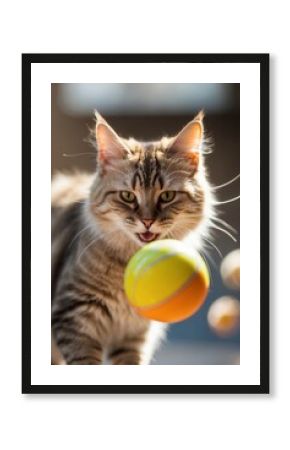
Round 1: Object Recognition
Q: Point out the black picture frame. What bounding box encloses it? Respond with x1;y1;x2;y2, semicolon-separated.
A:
22;53;269;394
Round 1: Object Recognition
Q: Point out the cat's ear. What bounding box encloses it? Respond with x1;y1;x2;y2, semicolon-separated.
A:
95;112;130;169
167;111;204;169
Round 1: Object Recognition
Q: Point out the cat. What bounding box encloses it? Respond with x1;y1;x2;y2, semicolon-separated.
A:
51;111;215;364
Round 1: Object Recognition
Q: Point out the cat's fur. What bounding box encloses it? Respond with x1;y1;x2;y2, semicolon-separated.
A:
51;111;214;364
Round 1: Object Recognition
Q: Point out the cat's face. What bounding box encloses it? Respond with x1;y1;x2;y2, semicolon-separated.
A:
89;113;213;252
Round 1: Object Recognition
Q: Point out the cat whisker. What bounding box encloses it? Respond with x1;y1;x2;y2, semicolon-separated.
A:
199;248;217;270
62;152;96;158
213;174;240;190
212;217;237;233
69;223;93;249
214;195;240;205
202;237;223;258
77;236;99;264
77;229;117;263
209;222;237;242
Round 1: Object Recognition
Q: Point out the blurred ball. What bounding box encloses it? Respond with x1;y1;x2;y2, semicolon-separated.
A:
124;239;210;323
220;249;240;289
207;296;240;336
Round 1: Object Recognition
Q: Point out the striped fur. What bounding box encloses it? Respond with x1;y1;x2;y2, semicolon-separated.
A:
51;113;214;364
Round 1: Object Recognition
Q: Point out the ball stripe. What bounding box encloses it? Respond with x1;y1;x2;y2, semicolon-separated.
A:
136;271;208;323
130;253;196;308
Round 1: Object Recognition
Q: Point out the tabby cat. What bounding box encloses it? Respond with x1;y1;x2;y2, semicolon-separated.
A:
51;111;214;364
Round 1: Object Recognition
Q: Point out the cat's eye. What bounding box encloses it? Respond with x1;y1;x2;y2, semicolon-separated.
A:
120;191;136;203
159;191;176;203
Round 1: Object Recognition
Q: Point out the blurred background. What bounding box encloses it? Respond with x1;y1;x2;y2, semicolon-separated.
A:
51;83;240;364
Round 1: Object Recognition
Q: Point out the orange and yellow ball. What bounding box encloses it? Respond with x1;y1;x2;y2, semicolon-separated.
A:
124;239;210;323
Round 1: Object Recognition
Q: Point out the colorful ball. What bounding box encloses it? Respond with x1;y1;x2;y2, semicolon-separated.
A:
124;239;210;323
207;296;240;336
220;249;240;290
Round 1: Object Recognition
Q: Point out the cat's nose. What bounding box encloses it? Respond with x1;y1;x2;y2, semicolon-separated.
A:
141;219;154;229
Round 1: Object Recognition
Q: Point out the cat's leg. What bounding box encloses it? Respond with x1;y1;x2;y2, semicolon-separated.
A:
109;345;143;365
52;294;108;364
109;322;167;365
52;320;103;365
55;331;103;364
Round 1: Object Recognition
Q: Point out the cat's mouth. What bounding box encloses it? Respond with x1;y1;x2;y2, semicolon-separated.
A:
136;232;159;243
